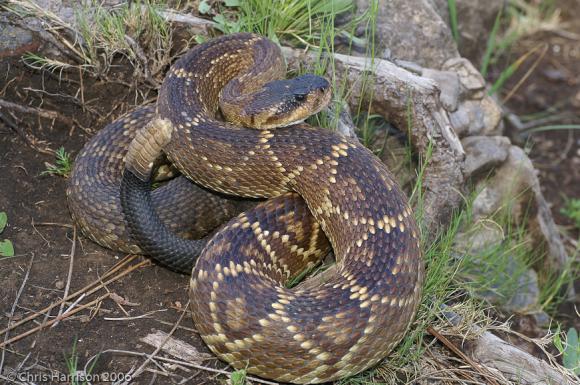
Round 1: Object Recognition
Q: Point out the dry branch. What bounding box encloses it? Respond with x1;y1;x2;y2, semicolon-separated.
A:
140;330;211;364
0;255;145;337
468;332;575;385
428;326;502;385
443;309;578;385
154;8;214;35
0;98;74;126
124;302;191;385
0;294;111;348
55;226;76;323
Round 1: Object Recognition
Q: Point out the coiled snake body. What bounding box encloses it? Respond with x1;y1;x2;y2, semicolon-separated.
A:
72;33;423;383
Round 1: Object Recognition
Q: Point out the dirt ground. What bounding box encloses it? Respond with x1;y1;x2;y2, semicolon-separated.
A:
0;4;579;385
0;57;226;383
486;1;580;329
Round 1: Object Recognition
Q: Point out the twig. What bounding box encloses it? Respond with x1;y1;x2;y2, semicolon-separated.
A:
56;226;76;322
503;44;549;104
153;8;214;34
153;319;198;333
78;65;85;114
121;301;191;384
0;98;74;126
0;294;111;348
0;255;144;336
427;326;501;385
91;349;279;385
104;309;167;321
96;274;131;317
442;308;578;384
51;293;86;329
31;222;73;228
0;253;35;375
22;88;89;111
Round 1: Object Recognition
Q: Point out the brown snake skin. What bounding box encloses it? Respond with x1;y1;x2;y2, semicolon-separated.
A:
66;105;253;256
121;33;424;383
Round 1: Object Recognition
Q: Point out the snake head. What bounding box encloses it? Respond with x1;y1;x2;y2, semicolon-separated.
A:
221;74;332;129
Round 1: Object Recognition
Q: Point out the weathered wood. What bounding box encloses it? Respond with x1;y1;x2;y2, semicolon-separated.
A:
140;330;211;364
444;309;578;385
468;332;575;385
154;8;215;35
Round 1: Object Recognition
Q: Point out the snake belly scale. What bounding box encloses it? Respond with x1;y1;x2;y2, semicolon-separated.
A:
118;33;425;382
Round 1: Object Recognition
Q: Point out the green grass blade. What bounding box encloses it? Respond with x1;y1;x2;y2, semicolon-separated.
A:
488;43;545;96
488;61;517;95
480;7;503;78
563;328;579;374
447;0;459;43
0;212;7;234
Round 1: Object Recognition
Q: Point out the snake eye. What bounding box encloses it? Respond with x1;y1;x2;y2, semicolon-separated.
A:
294;94;306;102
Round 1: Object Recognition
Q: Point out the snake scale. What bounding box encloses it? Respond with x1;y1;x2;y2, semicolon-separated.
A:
67;104;261;270
70;33;423;383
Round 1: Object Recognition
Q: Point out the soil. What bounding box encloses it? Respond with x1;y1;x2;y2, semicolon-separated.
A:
0;57;224;383
485;0;580;331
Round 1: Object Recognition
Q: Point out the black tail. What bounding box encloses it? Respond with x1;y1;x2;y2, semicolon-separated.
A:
120;169;206;274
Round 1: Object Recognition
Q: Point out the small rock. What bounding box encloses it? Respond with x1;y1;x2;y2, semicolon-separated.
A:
472;185;502;219
0;23;39;59
472;146;535;220
464;252;540;312
449;100;485;137
542;68;567;82
480;95;503;136
355;0;460;68
442;57;486;98
462;136;510;177
422;68;461;111
454;222;504;254
55;280;65;290
532;311;552;328
471;146;570;291
449;95;503;138
504;269;540;313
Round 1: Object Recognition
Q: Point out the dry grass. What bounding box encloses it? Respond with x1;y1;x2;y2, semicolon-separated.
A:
3;0;177;86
